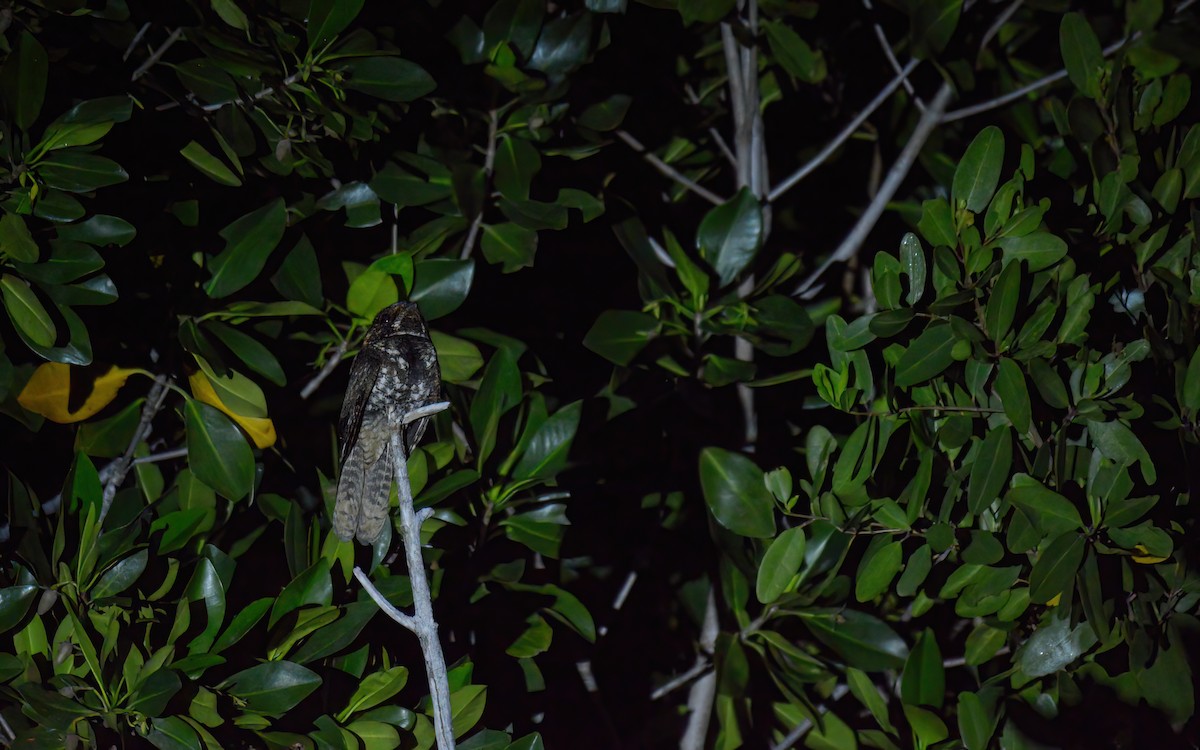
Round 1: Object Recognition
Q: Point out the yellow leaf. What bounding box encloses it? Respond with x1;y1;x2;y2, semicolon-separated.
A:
189;371;276;449
1131;544;1168;565
1046;593;1062;607
18;363;138;423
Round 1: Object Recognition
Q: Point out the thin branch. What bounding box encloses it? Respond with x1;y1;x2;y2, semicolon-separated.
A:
99;376;170;524
793;81;954;299
944;647;1009;668
768;59;920;203
651;659;712;701
862;0;925;111
771;684;851;750
356;401;455;750
461;109;499;260
132;447;188;466
123;22;151;61
131;27;183;82
684;84;738;168
300;337;351;400
615;130;725;206
198;72;302;113
680;587;720;750
978;0;1023;60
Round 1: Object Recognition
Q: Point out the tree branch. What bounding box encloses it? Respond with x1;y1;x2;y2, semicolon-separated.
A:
861;0;925;111
768;59;920;203
770;684;851;750
615;130;725;206
123;22;151;62
300;337;351;400
460;109;499;260
131;27;184;81
99;375;170;524
356;401;455;750
793;81;954;299
680;587;720;750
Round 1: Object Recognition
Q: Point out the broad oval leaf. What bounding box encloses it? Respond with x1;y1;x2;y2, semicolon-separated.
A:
205;199;288;298
696;188;762;287
855;541;903;602
802;608;909;671
894;323;957;388
184;399;255;501
968;425;1012;515
755;526;806;603
952;126;1004;213
1060;13;1103;99
91;549;148;599
223;660;321;715
1;274;56;348
1029;532;1086;604
901;628;944;708
995;358;1031;435
338;57;435;102
699;447;776;538
997;232;1067;272
583;309;658;366
410;258;474;320
513;401;581;480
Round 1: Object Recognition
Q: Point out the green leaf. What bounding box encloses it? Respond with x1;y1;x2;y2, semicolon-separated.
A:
211;0;249;30
910;0;962;59
206;323;286;386
184;399;254;501
205;199;288;298
952;126;1004;213
338;57;435;102
997;232;1067;272
56;215;136;247
468;348;522;466
180;141;241;186
337;665;409;721
212;597;272;654
1184;348;1200;412
270;560;333;627
985;260;1020;345
696;188;762;287
802;608;909;671
494;136;541;201
513;401;581;480
431;331;483;384
347;268;399;320
410;259;474;320
968;426;1012;516
855;541;903;602
223;660;321;715
1088;420;1156;484
145;715;200;750
130;669;181;718
918;198;957;248
755;526;806;603
1;31;48;130
307;0;365;49
904;705;948;747
481;223;538;272
92;549;148;599
527;12;594;77
847;667;895;733
1;274;56;348
1060;13;1103;98
699;447;776;538
578;94;632;130
995;358;1031;434
1006;475;1083;536
271;235;324;308
36;151;128;193
901;629;944;708
899;233;926;305
894;323;956;387
583;310;658;366
0;213;38;262
1029;532;1085;604
0;586;37;633
1016;613;1093;677
763;21;826;83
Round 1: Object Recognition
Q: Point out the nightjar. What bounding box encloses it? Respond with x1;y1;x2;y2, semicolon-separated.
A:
333;301;441;544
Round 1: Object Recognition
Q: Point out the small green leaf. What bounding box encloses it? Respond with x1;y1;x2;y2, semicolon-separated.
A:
337;665;409;721
0;213;38;262
763;21;826;82
917;198;956;247
1006;475;1082;536
271;235;323;307
184;399;254;501
338;57;435;102
856;541;903;602
952;126;1005;213
895;323;956;387
1060;13;1104;98
56;215;136;247
847;667;895;733
36;151;128;193
481;223;538;272
699;447;776;538
755;526;806;603
1;274;56;348
513;401;581;480
901;629;944;708
211;0;249;30
899;233;926;305
910;0;962;59
997;232;1067;272
307;0;366;49
985;260;1020;345
430;331;483;384
223;660;321;716
578;94;632;130
583;310;658;366
1029;532;1085;604
1184;348;1200;412
1016;613;1093;677
180;141;242;186
92;550;148;599
0;586;38;634
697;188;762;287
1088;420;1156;484
968;426;1012;515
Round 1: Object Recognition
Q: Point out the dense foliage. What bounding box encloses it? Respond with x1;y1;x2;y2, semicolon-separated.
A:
2;0;1199;748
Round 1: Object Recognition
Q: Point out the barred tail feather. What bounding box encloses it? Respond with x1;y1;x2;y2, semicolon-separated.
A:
356;441;393;543
333;442;365;542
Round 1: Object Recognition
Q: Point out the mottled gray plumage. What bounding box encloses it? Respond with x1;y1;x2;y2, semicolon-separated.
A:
334;302;441;544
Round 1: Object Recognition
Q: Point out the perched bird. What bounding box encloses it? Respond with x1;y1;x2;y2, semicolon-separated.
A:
333;301;442;544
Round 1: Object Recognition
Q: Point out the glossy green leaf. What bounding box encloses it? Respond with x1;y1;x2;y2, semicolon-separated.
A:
901;629;944;708
1184;348;1200;412
431;330;483;384
1088;420;1156;484
894;323;956;387
1029;532;1085;604
696;188;762;287
1060;13;1103;98
1;31;48;130
338;665;409;721
205;199;287;298
967;426;1012;515
952;126;1004;213
998;232;1067;272
339;57;435;102
698;447;776;538
410;258;474;320
481;223;538;272
899;232;926;305
223;660;321;715
92;550;148;599
577;94;632;130
513;401;581;480
1016;613;1094;677
802;608;909;671
0;214;38;262
450;684;487;738
494;136;541;201
184;399;254;501
918;198;956;248
130;669;181;718
910;0;962;59
347;268;398;320
270;560;333;627
307;0;366;49
180;141;241;186
206;323;286;386
271;235;323;307
856;541;903;602
583;309;658;366
1;274;56;348
755;526;806;603
0;586;37;634
985;259;1020;344
995;358;1031;434
847;667;895;733
145;715;200;750
37;151;128;193
763;20;826;82
56;215;136;247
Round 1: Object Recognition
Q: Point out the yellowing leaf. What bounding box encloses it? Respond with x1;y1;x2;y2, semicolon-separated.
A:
189;371;276;449
1046;593;1062;607
18;363;137;423
1131;544;1168;565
